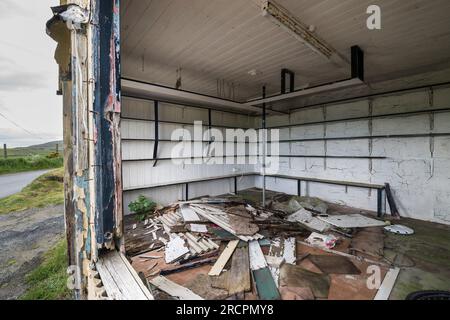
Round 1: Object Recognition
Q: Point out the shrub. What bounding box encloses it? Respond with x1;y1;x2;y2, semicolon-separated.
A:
0;155;63;175
128;195;156;221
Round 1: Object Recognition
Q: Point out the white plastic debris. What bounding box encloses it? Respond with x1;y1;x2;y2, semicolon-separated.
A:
384;224;414;235
305;232;337;250
164;235;189;263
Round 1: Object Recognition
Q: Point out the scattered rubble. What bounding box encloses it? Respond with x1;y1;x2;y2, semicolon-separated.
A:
125;191;399;300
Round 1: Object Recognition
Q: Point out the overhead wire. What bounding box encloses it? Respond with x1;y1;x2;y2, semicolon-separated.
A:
0;110;45;140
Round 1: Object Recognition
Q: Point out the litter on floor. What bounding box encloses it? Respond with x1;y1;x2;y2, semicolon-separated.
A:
119;188;450;300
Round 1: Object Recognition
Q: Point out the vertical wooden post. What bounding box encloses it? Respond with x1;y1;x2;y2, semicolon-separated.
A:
47;0;122;300
3;144;6;159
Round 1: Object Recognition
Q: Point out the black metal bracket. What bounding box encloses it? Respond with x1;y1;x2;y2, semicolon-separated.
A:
152;101;159;167
281;68;295;94
385;183;400;218
377;188;383;217
208;108;213;145
351;45;364;81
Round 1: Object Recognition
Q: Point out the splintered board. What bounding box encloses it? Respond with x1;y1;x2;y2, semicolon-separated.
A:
267;237;296;286
253;268;281;300
150;276;204;300
180;204;208;233
208;240;239;276
249;240;280;300
374;268;400;300
228;246;251;295
96;251;154;300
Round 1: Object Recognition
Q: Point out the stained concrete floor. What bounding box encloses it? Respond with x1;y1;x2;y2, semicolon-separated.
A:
236;188;450;300
385;218;450;299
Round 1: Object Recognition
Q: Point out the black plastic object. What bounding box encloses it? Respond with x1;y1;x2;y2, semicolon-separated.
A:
406;290;450;300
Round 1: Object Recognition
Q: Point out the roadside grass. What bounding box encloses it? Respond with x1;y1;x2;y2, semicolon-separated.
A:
20;239;72;300
0;155;63;175
0;168;64;214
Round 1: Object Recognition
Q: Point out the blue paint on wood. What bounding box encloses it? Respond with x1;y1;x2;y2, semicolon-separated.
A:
93;0;121;246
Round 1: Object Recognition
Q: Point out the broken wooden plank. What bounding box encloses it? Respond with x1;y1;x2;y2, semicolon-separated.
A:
374;267;400;300
211;271;229;290
139;255;160;260
249;240;280;300
249;240;268;270
282;237;296;264
267;237;296;286
180;204;208;233
149;276;204;300
253;268;281;300
208;240;239;276
192;205;264;241
96;251;154;300
267;238;283;286
317;214;387;228
228;246;251;295
160;257;217;276
118;252;155;300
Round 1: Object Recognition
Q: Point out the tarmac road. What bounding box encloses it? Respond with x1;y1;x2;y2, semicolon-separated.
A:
0;170;50;199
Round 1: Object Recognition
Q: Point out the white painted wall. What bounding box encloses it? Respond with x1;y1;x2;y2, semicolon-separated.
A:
121;86;450;224
121;97;257;214
259;86;450;224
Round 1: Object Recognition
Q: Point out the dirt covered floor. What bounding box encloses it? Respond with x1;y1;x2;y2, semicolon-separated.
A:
124;188;450;300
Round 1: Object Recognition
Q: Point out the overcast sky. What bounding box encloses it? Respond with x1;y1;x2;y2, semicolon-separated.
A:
0;0;62;148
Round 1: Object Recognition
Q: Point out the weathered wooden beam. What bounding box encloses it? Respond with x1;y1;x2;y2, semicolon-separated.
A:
47;0;123;299
93;0;123;249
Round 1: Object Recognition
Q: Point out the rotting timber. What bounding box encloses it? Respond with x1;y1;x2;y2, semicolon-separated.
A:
46;0;122;299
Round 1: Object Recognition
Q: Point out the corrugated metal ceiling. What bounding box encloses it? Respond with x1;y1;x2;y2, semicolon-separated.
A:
121;0;450;105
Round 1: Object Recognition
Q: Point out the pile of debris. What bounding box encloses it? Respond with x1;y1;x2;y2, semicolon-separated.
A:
125;192;398;300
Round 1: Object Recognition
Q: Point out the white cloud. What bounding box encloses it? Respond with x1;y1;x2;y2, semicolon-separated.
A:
0;0;62;148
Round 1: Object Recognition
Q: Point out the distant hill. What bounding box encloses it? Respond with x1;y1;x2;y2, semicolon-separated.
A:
5;140;63;158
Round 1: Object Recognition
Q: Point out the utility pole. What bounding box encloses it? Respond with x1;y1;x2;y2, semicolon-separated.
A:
3;144;6;159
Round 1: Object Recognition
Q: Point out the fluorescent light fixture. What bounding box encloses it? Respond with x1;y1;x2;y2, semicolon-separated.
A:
262;0;348;67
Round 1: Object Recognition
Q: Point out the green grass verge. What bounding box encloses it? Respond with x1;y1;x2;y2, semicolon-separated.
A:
0;168;64;214
0;155;63;175
20;239;72;300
